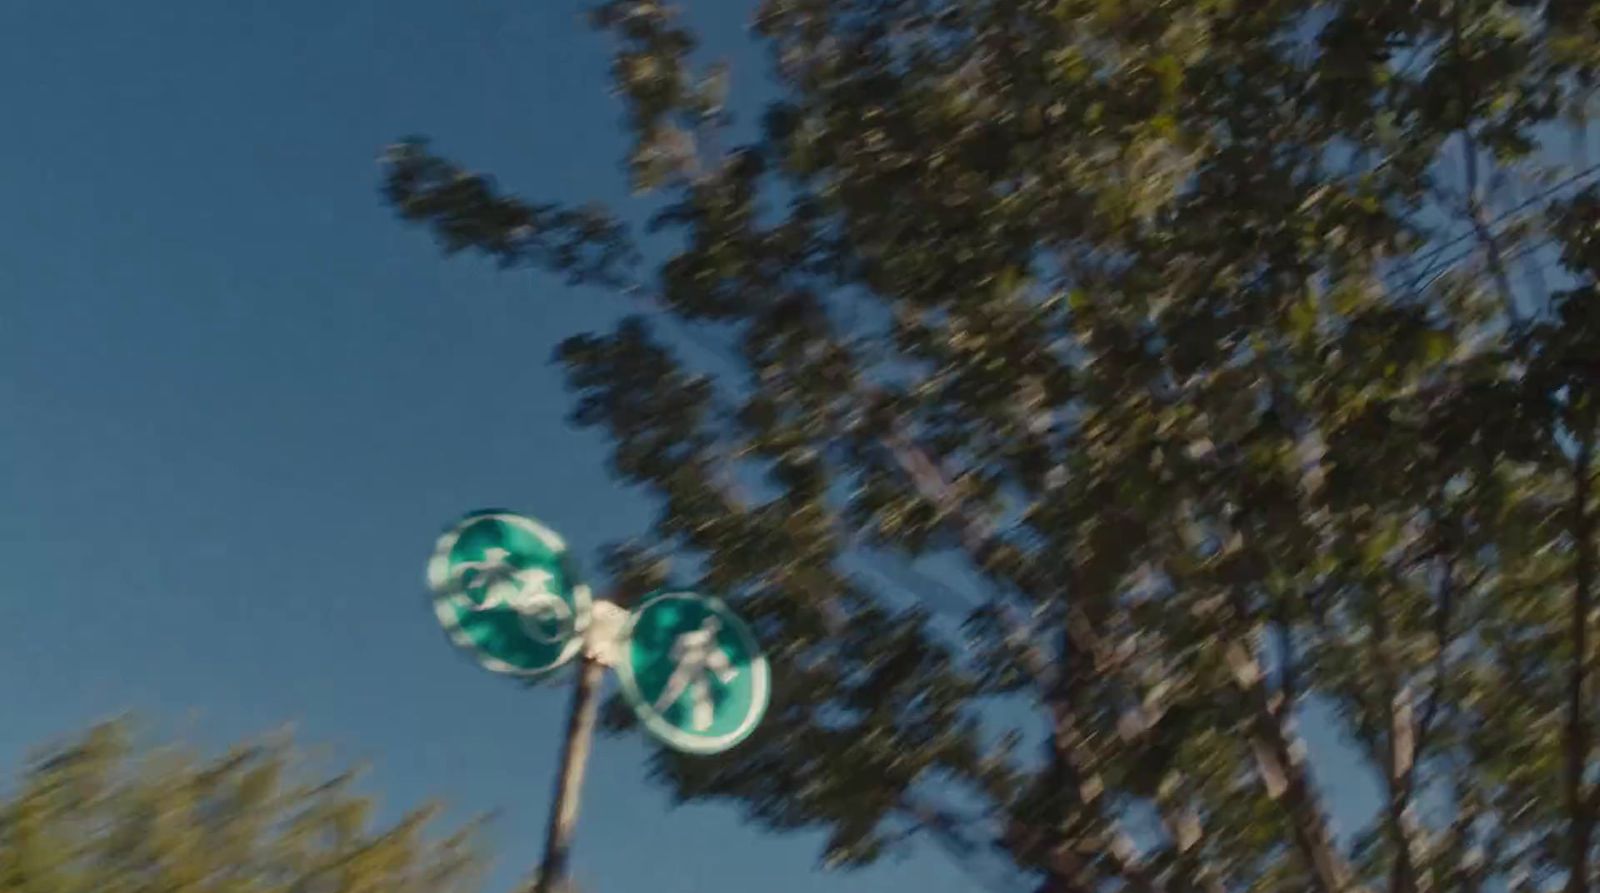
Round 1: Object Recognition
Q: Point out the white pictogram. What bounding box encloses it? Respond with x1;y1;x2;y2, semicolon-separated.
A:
653;616;738;731
450;547;573;643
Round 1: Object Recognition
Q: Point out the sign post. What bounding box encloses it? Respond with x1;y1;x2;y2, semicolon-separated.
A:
427;512;769;893
531;598;625;893
534;654;605;893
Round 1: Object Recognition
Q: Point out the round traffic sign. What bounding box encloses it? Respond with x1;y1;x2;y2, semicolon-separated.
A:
616;591;770;754
427;510;591;678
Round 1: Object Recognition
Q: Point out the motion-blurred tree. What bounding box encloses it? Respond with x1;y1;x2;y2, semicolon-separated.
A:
0;721;482;893
383;1;1600;890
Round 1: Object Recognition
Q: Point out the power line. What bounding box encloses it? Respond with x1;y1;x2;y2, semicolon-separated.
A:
1400;159;1600;295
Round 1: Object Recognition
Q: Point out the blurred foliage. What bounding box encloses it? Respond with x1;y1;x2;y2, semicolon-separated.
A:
0;721;483;893
384;0;1600;891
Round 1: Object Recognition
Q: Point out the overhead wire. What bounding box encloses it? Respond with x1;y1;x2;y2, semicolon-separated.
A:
1399;159;1600;296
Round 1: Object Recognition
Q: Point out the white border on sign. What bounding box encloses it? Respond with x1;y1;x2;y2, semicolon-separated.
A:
426;510;592;678
615;590;771;755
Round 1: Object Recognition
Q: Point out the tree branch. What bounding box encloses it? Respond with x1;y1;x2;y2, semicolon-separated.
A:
1461;130;1522;324
898;795;1014;893
881;429;1168;893
1566;426;1595;893
1152;781;1228;893
1222;632;1367;893
1366;581;1427;893
1415;553;1470;761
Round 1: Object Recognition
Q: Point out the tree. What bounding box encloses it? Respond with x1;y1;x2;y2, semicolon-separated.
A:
382;1;1600;891
0;721;483;893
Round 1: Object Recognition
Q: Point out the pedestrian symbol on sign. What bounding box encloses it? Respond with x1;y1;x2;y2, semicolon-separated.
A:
617;591;769;754
653;616;740;731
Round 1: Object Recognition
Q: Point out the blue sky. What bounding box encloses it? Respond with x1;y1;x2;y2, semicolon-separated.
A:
0;2;1380;892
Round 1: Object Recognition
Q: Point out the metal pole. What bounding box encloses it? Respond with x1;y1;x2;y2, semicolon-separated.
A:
534;653;605;893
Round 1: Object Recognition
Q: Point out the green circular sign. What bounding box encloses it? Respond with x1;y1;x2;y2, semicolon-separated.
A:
617;591;770;755
426;511;591;678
